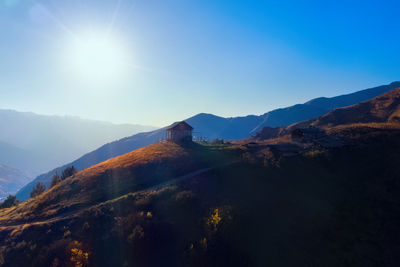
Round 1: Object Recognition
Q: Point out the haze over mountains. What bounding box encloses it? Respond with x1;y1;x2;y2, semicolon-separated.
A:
0;109;156;176
16;81;400;200
0;164;30;199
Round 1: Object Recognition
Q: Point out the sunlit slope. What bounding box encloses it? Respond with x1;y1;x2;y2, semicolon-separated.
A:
254;87;400;140
3;86;400;266
1;130;400;266
16;82;400;200
288;86;400;130
0;142;239;225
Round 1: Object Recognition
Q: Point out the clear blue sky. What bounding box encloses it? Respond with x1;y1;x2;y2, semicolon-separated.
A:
0;0;399;126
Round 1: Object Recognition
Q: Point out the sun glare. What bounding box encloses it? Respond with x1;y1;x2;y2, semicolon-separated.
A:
65;33;130;85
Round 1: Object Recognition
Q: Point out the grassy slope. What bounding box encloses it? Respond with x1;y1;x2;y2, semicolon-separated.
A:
17;82;400;200
253;87;400;141
1;127;400;266
289;87;400;130
0;142;240;225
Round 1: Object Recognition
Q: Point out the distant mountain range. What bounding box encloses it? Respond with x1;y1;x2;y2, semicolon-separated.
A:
16;81;400;200
0;164;30;199
0;109;156;176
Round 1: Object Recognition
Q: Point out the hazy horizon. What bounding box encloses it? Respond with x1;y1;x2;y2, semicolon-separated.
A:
2;80;399;127
1;0;399;126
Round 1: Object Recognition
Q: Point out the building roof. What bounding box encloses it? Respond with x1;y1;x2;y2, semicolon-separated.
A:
166;121;193;131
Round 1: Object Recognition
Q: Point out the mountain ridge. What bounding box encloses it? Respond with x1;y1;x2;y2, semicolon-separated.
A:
0;164;30;199
2;88;400;265
252;86;400;142
250;81;400;132
16;81;400;200
0;109;156;176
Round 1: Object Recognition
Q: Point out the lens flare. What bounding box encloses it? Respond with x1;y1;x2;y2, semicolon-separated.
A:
64;33;130;85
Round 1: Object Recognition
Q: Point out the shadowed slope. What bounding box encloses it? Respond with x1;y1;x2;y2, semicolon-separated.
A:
1;129;400;266
253;87;400;140
288;86;400;130
3;85;400;266
251;81;400;132
17;82;400;200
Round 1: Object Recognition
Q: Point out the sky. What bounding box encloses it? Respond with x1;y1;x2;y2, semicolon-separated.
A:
0;0;399;127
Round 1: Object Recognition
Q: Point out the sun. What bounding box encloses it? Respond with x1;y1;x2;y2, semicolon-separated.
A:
65;33;130;85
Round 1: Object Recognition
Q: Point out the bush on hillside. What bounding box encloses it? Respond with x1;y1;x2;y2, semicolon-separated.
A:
30;182;46;198
50;172;61;188
61;166;77;181
0;195;19;209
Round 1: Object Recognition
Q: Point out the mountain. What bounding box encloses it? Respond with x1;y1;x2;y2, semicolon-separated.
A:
0;164;30;199
287;86;400;130
251;81;400;132
0;109;156;175
2;111;400;265
0;141;39;175
186;81;400;138
16;81;400;200
253;86;400;140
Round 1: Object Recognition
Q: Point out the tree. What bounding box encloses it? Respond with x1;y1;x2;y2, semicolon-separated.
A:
0;195;19;209
50;172;61;188
61;166;77;181
30;182;46;198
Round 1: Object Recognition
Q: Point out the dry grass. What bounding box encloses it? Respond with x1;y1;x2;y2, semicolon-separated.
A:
0;142;241;226
287;87;400;131
326;122;400;132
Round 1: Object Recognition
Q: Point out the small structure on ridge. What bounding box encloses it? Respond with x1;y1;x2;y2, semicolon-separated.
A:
166;121;193;142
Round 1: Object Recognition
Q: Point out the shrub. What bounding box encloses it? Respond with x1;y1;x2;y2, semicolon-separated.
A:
207;208;222;231
50;172;61;188
69;241;89;267
0;195;19;209
61;166;77;180
127;225;144;243
30;182;46;198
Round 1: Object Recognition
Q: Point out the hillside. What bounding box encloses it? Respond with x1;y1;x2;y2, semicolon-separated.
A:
188;81;400;138
0;109;155;176
288;86;400;130
16;82;400;200
0;165;30;199
3;86;400;265
251;81;400;132
253;86;400;140
2;128;400;266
